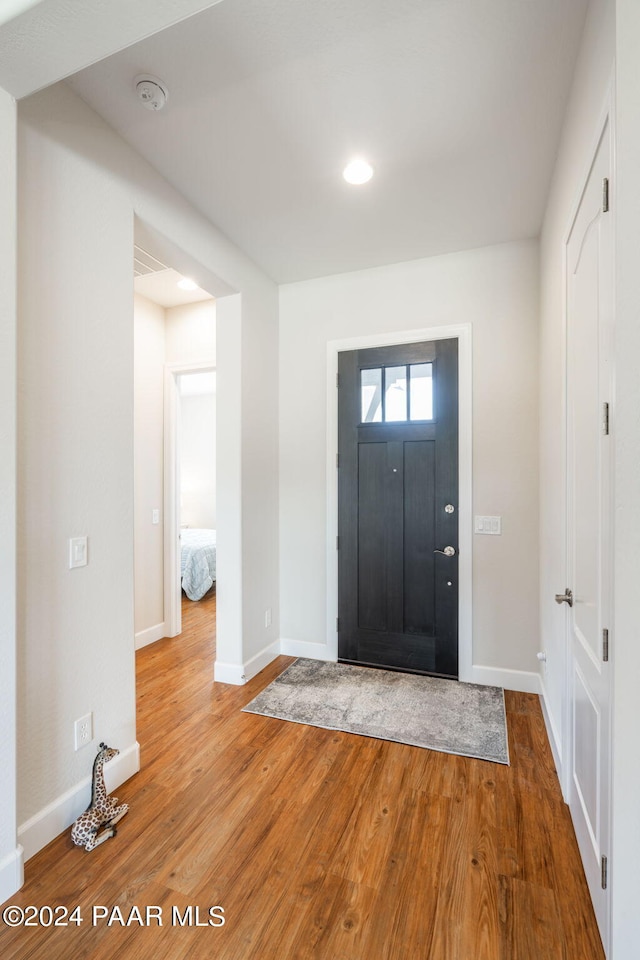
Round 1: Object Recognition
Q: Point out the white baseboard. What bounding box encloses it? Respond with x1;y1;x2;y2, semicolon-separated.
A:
135;622;166;650
539;676;564;789
280;637;335;661
465;664;542;695
215;639;281;686
0;844;24;903
18;741;140;862
243;639;280;681
244;640;280;681
279;647;540;693
215;644;541;702
214;660;245;685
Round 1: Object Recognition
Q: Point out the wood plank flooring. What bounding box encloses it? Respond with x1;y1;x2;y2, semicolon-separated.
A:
1;590;605;959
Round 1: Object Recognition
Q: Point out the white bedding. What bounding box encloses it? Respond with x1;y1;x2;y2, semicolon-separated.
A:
181;528;217;601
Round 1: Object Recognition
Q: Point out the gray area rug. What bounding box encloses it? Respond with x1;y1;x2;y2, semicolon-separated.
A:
243;658;509;765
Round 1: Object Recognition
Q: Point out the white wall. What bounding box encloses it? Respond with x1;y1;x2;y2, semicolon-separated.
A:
214;293;245;680
18;88;137;832
0;85;21;902
180;391;216;529
134;293;165;641
279;239;540;682
612;2;640;953
538;0;614;767
17;81;279;859
240;286;281;671
165;300;215;365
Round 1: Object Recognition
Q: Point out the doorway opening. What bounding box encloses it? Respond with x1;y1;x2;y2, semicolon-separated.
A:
133;242;217;649
164;363;217;637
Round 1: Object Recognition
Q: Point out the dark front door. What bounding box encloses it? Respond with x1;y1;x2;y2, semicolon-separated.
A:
337;338;458;678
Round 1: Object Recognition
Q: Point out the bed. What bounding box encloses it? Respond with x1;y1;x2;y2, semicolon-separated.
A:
181;528;217;601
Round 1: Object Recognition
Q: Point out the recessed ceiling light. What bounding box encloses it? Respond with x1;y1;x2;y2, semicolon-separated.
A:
177;278;198;291
343;158;374;185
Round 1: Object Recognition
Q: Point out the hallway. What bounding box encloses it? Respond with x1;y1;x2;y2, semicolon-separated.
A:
1;591;603;958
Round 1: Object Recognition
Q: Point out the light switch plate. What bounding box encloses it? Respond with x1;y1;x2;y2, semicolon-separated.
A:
69;536;88;568
474;516;502;535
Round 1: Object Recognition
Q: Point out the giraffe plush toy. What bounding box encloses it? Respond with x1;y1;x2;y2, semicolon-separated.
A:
71;743;129;851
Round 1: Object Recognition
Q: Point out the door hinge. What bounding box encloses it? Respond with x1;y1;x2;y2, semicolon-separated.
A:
336;372;340;388
603;402;610;436
336;535;340;550
603;177;610;213
336;617;340;632
601;854;608;890
603;628;609;662
336;452;340;468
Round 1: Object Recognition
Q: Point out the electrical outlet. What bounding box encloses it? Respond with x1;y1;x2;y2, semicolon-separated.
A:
74;712;93;751
264;607;272;628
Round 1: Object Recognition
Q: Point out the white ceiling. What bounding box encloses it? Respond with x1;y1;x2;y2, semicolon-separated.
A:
133;244;215;306
0;0;225;98
65;0;589;284
135;267;214;308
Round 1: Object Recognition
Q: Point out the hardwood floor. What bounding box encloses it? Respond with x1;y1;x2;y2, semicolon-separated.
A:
1;589;604;959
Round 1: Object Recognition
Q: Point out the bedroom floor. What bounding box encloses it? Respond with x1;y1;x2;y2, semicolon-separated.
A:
1;588;604;959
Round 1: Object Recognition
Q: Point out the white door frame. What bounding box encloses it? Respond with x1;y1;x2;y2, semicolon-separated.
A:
326;324;473;678
163;360;216;637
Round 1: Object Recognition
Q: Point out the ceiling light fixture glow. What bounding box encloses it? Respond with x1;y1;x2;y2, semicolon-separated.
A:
177;277;198;291
343;157;374;185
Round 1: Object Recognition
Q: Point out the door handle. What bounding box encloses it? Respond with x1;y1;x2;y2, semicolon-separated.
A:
555;588;573;607
434;546;456;557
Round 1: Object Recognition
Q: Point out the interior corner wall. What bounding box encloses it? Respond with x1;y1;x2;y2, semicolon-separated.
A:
214;294;243;677
538;0;614;767
134;292;166;643
17;80;279;858
279;239;540;679
240;281;280;669
0;85;21;901
214;283;281;683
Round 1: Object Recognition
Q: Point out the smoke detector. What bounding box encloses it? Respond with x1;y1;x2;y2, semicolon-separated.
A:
135;75;169;112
